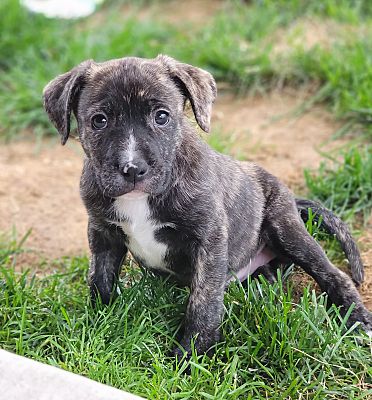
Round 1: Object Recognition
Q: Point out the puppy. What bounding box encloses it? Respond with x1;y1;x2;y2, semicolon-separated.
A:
43;55;372;357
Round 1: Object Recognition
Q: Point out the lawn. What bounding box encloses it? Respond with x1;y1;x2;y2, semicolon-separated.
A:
1;238;371;399
0;0;371;398
2;0;372;140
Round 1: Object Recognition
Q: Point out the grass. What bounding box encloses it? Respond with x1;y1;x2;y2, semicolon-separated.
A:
1;241;371;399
305;146;372;223
1;0;372;397
205;127;247;161
285;41;372;137
2;0;372;139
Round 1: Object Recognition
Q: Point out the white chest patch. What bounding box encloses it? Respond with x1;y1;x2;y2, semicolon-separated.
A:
113;191;171;273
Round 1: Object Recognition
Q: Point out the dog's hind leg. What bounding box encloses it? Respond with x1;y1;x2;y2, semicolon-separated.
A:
267;205;372;333
296;198;364;285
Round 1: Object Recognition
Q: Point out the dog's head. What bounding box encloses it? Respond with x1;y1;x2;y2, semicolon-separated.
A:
43;55;216;198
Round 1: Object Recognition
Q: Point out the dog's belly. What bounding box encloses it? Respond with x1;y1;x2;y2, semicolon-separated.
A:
232;245;276;282
113;192;173;273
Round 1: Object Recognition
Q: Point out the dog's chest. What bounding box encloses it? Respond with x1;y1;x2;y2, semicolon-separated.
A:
113;193;171;272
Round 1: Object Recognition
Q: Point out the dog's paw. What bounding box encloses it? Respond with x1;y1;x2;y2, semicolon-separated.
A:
173;330;219;361
361;312;372;337
173;345;191;361
349;307;372;338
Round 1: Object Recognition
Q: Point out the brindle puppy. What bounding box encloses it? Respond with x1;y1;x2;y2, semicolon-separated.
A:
43;55;371;357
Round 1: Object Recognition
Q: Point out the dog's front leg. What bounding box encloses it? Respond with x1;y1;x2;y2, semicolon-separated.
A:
88;219;127;305
175;246;228;358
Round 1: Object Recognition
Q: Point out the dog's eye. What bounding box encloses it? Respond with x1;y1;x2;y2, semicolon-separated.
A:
91;114;108;130
154;110;170;126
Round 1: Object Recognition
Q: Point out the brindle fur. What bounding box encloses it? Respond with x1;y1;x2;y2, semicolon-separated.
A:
43;55;371;357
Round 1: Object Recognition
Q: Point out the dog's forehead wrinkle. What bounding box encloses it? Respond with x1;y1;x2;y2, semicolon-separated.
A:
86;79;182;114
85;60;185;109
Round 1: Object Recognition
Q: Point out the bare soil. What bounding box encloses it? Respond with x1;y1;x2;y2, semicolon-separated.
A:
272;17;372;55
0;139;87;262
133;0;225;27
214;88;347;189
87;0;224;30
1;90;371;307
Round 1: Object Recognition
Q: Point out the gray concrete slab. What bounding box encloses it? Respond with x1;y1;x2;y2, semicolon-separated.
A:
0;349;144;400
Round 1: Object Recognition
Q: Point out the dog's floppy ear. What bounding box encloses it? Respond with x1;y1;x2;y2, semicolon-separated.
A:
157;55;217;133
43;60;92;145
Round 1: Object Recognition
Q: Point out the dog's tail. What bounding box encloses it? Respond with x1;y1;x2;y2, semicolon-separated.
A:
295;198;364;286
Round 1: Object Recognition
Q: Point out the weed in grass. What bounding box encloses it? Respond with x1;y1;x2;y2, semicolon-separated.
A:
205;128;234;157
0;228;31;265
205;127;246;160
305;146;372;223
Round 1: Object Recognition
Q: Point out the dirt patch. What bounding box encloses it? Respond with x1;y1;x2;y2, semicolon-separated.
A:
271;17;372;55
272;18;339;55
213;88;347;189
87;0;224;30
139;0;225;27
0;139;87;261
359;215;372;309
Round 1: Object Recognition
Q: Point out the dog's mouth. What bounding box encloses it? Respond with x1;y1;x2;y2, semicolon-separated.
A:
111;182;148;198
113;187;147;198
116;189;148;200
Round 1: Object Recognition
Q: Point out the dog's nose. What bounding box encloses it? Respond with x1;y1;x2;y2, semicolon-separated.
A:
122;160;149;182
